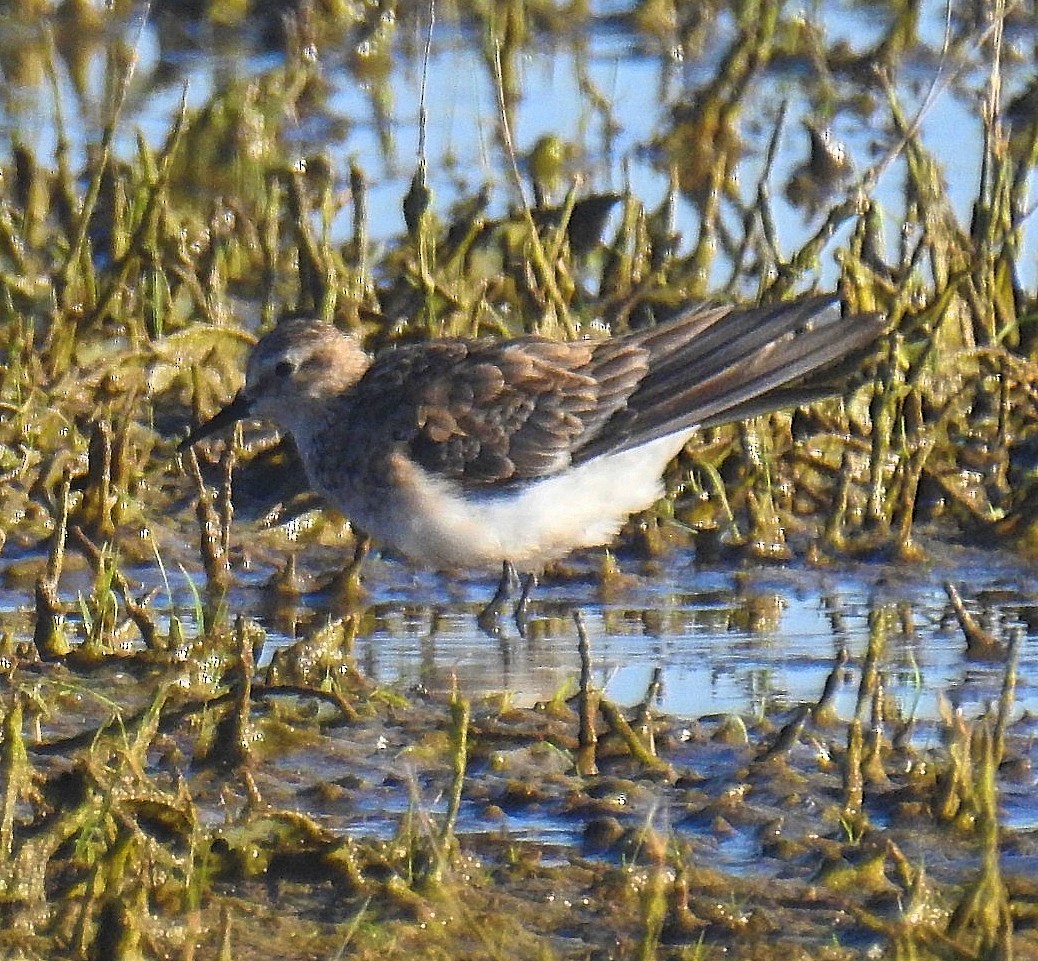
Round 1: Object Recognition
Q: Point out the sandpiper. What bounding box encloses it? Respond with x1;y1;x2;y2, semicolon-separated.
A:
181;295;884;578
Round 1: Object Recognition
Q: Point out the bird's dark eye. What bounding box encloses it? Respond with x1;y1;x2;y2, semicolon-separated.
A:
274;360;294;378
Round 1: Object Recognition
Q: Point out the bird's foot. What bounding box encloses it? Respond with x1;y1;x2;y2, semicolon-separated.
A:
477;561;535;636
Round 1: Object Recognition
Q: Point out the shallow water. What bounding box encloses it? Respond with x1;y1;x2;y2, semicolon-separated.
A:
6;522;1036;730
3;5;1038;955
236;540;1037;727
3;2;1036;286
221;538;1038;879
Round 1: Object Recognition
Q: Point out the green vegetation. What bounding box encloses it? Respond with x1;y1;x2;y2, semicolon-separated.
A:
1;1;1037;958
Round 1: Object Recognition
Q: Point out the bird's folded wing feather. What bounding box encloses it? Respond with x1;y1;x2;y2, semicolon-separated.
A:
346;337;649;488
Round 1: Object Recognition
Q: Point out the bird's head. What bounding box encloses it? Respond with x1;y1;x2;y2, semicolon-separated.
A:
179;318;371;450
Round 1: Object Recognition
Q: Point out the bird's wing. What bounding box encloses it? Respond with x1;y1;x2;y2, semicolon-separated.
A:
348;337;649;487
575;295;887;460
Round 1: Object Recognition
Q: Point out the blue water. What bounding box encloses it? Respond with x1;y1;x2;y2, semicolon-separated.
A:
2;2;1034;288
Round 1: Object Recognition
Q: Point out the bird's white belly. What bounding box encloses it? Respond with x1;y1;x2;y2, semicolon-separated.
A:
344;431;693;571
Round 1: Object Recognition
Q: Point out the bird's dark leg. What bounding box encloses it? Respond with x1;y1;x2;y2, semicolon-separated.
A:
477;560;520;635
513;572;537;637
345;534;372;589
329;532;371;605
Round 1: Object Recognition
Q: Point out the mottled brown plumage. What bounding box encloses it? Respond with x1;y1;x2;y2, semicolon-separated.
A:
336;335;647;487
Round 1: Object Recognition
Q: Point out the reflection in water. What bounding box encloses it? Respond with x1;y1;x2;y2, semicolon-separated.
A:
1;3;1034;288
240;545;1038;729
2;7;1038;954
0;0;1033;748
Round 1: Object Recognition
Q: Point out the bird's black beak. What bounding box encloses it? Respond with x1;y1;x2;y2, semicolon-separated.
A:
178;390;252;452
